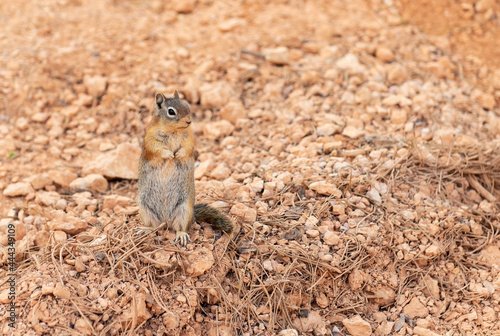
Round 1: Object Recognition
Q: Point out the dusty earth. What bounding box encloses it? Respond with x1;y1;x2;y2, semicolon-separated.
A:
1;0;500;335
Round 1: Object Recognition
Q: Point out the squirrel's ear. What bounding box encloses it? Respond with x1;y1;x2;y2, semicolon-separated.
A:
174;90;179;99
155;93;165;110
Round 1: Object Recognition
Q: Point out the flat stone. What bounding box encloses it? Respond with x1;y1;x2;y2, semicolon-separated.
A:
342;315;372;336
230;203;257;222
403;297;429;318
48;170;78;188
203;120;235;140
69;174;108;193
3;182;34;196
82;143;140;179
48;210;88;235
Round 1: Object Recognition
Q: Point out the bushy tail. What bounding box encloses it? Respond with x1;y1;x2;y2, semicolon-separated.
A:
194;203;233;233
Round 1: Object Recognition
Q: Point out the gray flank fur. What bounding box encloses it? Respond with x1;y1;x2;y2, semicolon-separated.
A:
138;155;195;225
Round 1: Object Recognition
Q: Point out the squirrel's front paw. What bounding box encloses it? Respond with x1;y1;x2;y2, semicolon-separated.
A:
161;149;174;159
175;148;187;159
173;231;191;246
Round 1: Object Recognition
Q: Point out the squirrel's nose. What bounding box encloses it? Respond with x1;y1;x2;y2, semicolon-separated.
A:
186;120;192;125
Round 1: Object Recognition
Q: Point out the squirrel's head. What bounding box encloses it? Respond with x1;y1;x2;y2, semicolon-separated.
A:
154;91;192;129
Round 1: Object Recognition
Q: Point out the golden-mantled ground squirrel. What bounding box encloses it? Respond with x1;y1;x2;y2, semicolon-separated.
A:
138;91;232;245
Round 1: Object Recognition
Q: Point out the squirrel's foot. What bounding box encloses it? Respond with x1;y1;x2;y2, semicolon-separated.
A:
161;149;174;159
173;231;191;246
175;148;187;159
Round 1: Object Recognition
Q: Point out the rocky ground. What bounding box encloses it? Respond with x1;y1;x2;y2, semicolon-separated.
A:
0;0;499;335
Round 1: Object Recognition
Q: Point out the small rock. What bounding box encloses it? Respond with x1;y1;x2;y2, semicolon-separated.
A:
41;282;55;295
82;142;141;179
176;294;187;303
391;108;407;124
210;163;232;180
182;75;202;104
366;188;382;205
479;200;494;213
263;47;290;65
309;181;342;197
331;204;345;215
74;258;86;272
370;286;396;305
301;71;319;85
195;159;214;179
0;289;9;304
387;64;408;85
375;47;395;62
475;0;495;12
323;231;340;245
15;117;29;130
294;310;327;333
187;247;214;277
306;229;320;238
263;260;285;273
35;231;51;247
48;210;88;235
0;233;7;246
69;174;108;193
315;292;329;309
219;100;247;124
35;191;61;206
413;326;442;336
120;293;152;328
481;245;500;267
423;276;440;299
492;69;500;89
342;125;364;139
403;297;429;318
163;311;180;330
200;82;234;108
482;280;495;295
342;315;372;336
55;199;67;210
83;75;107;97
336;53;364;73
52;230;67;243
0;139;15;158
305;216;319;226
26;174;53;190
424;244;440;257
469;281;490;297
48;170;78;188
32;112;50;123
230;203;257;221
433;127;455;146
317;123;340;136
102;195;133;211
203;120;235;139
348;269;368;291
74;318;92;335
3;182;34;197
53;283;71;298
218;18;246;32
173;0;195;13
476;92;496;109
278;329;298;336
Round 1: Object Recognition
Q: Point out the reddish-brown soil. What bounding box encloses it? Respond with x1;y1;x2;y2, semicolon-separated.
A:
0;0;499;335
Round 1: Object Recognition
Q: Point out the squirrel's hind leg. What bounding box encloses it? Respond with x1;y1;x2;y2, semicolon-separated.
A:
134;207;163;236
170;200;194;246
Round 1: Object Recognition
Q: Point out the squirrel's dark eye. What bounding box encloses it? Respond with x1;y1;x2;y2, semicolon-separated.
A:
167;107;177;117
